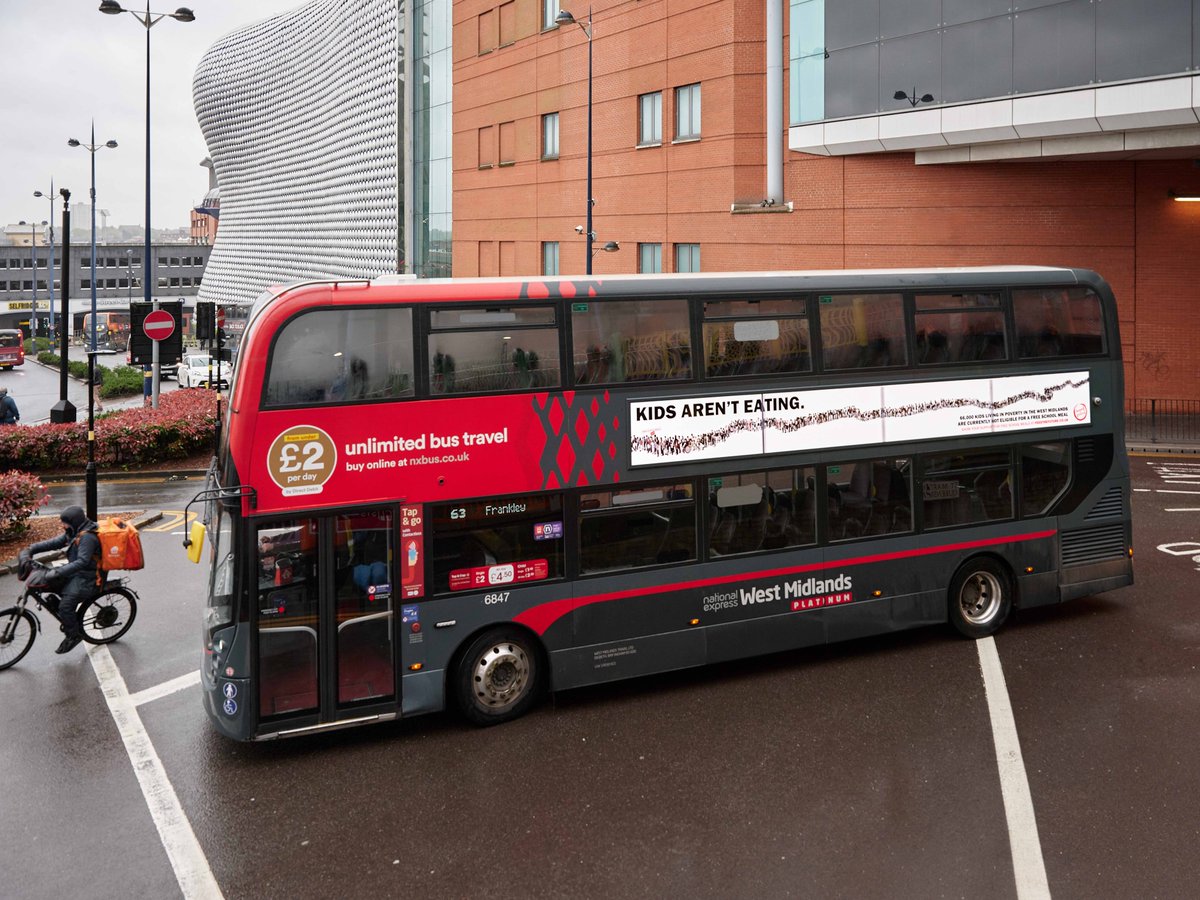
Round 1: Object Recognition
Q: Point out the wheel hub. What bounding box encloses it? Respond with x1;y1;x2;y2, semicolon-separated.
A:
961;572;1001;624
474;643;529;709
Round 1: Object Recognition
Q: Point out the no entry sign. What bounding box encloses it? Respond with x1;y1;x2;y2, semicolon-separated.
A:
143;309;176;342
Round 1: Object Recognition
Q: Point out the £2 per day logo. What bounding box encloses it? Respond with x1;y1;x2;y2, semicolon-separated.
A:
268;425;337;496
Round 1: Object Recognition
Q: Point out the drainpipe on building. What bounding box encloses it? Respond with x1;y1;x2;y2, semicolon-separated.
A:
765;0;783;206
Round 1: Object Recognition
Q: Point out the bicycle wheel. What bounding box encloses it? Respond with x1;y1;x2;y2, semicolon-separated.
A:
78;587;138;645
0;607;38;671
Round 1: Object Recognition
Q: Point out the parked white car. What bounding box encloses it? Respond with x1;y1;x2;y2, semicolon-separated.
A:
177;353;232;389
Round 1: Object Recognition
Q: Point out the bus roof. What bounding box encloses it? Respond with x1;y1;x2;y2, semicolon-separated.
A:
245;266;1104;336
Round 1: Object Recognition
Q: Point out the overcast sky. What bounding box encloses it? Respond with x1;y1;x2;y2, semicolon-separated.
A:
2;0;303;232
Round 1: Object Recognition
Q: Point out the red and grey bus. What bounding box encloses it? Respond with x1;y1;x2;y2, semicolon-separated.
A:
191;267;1133;741
0;328;24;369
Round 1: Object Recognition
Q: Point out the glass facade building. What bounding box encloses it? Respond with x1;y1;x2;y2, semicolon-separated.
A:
792;0;1200;124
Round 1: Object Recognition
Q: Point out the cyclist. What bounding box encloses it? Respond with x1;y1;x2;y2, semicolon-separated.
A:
21;506;101;654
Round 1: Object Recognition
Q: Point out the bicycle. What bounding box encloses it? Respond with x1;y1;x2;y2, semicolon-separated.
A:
0;563;139;670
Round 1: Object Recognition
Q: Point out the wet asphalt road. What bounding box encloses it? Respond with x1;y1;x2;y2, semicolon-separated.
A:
1;457;1198;899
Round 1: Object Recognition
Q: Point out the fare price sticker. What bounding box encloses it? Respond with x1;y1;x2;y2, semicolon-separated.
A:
268;425;337;496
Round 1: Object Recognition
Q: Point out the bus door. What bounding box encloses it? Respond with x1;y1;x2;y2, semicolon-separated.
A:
253;509;398;727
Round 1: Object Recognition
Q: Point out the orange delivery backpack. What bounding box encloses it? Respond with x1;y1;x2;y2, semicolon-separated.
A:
96;517;145;572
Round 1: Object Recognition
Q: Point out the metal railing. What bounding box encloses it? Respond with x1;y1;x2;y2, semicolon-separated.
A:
1125;399;1200;446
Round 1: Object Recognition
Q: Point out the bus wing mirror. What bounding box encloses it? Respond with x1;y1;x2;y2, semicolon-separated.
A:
185;521;206;564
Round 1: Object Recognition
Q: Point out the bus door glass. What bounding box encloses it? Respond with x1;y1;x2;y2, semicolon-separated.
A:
255;519;321;718
255;512;397;724
333;510;395;706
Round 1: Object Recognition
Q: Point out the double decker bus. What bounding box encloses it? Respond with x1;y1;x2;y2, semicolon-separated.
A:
0;328;24;369
194;268;1132;741
81;311;131;351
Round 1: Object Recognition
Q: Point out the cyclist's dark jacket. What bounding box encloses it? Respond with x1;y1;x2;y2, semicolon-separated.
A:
30;507;102;594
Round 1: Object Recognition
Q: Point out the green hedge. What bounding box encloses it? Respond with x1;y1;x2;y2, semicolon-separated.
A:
34;351;146;399
0;389;218;472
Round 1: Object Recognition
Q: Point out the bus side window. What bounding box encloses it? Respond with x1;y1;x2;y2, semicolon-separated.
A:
430;495;565;593
1013;287;1104;358
579;483;695;573
573;299;692;385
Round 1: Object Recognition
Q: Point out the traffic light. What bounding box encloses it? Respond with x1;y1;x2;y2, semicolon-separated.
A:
195;302;214;342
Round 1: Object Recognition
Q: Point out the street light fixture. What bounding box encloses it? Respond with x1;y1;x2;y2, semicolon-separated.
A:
99;0;195;409
68;124;118;522
894;88;934;107
555;5;598;274
33;186;58;337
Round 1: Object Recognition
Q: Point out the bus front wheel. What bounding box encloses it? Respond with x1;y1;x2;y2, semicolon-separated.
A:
948;558;1012;639
455;627;541;726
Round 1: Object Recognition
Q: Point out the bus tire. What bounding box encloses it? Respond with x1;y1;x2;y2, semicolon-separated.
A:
455;627;541;727
948;557;1012;639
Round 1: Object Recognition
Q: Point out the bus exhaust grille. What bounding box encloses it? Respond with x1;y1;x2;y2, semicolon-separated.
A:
1060;524;1126;566
1085;486;1124;520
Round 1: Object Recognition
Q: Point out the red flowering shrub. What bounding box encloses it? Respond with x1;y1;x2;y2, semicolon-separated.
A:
0;470;50;540
0;390;218;472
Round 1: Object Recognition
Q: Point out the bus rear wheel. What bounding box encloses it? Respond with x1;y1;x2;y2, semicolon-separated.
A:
455;628;541;726
948;558;1012;639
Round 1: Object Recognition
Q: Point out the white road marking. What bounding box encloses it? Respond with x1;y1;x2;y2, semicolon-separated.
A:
87;645;224;900
1164;508;1200;512
129;669;202;707
977;636;1051;900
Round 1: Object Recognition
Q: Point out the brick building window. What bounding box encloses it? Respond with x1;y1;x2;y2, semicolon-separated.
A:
542;112;559;159
675;243;700;273
479;9;497;53
479;125;495;168
639;92;662;146
543;0;559;29
499;1;516;46
543;242;560;275
675;83;702;140
499;120;516;165
639;243;662;274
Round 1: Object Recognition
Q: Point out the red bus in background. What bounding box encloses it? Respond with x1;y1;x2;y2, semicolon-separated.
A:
0;329;24;369
194;268;1132;741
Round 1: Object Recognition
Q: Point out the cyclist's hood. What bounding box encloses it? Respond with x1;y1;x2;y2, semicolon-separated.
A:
60;505;91;536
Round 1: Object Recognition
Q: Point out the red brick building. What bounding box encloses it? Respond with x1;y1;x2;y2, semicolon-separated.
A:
453;0;1200;404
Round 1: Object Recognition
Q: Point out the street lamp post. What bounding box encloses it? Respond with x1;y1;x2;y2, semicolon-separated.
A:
33;186;58;337
555;6;595;274
50;189;76;424
99;0;195;409
18;221;47;339
69;125;119;522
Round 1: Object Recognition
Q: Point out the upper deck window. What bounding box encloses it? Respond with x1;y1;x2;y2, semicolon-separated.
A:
572;299;691;385
264;307;415;407
429;306;560;394
818;294;907;370
1013;287;1104;357
703;298;811;378
915;292;1007;364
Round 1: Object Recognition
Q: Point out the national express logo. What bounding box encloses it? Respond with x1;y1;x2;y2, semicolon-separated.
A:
701;573;854;614
533;390;623;489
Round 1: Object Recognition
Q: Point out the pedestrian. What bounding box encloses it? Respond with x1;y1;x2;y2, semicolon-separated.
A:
0;386;18;425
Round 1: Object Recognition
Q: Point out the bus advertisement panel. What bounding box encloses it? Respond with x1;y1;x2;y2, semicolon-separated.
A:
196;268;1132;741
